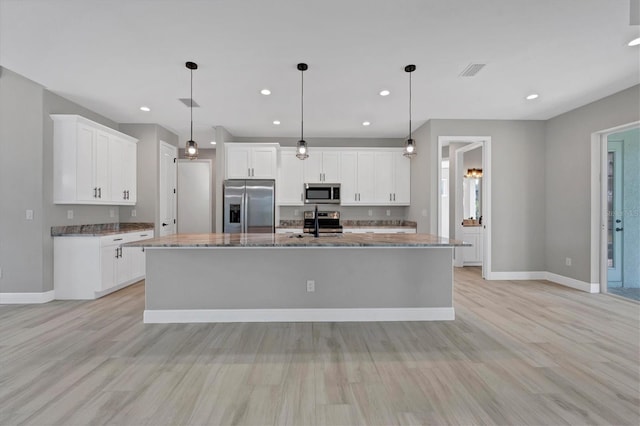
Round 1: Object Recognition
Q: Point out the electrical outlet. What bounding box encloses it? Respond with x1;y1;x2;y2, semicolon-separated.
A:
306;280;315;292
67;210;74;219
25;209;34;220
386;209;391;216
131;209;137;217
368;209;373;217
565;257;572;266
109;208;115;218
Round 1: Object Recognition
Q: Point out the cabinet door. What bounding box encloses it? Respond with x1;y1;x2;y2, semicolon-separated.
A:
339;151;358;205
122;140;137;203
322;151;340;183
119;247;135;283
109;137;126;203
374;152;394;204
278;150;304;205
356;152;376;204
251;147;276;178
393;152;411;204
76;124;96;201
303;154;323;183
95;131;111;201
226;146;251;178
462;231;481;263
100;245;118;291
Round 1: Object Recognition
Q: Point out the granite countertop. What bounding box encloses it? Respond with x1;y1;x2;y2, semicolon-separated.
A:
51;222;154;237
125;233;469;248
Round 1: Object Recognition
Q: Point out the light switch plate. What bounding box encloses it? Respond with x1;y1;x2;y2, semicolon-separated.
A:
25;209;34;220
67;210;74;219
131;209;137;217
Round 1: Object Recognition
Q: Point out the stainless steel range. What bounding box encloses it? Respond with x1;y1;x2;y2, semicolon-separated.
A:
303;210;343;234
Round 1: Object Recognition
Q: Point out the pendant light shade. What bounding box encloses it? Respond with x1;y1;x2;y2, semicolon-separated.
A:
185;61;198;160
296;63;309;160
404;64;417;158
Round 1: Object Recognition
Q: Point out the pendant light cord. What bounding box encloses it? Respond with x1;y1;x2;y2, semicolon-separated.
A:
190;67;194;141
301;68;304;141
409;70;412;140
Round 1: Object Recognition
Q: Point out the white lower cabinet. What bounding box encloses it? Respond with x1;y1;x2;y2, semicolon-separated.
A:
55;230;153;299
462;226;483;265
343;228;417;234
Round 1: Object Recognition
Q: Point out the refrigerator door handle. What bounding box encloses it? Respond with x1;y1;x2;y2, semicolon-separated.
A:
243;186;247;233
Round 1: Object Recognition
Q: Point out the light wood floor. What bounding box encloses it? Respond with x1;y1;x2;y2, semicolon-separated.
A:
1;267;638;426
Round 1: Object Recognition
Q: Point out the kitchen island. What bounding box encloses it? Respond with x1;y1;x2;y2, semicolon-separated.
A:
127;233;469;323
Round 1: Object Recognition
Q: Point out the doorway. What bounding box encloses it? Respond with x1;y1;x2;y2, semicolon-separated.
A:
177;159;212;233
159;141;177;237
605;128;639;300
437;136;492;279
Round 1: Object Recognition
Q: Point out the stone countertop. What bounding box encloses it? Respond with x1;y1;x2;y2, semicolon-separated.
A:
51;222;154;237
125;233;469;248
277;220;417;230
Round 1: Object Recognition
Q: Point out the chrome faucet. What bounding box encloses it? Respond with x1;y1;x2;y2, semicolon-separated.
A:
313;204;320;238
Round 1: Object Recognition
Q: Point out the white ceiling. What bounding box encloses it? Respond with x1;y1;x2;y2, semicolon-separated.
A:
1;0;638;142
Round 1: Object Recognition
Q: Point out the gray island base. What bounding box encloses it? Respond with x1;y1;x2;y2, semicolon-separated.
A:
127;233;469;323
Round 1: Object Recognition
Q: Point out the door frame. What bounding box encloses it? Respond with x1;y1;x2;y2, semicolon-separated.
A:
591;121;640;293
159;141;178;236
436;136;492;279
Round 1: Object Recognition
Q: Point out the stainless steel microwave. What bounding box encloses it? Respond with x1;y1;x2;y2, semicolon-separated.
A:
304;183;341;204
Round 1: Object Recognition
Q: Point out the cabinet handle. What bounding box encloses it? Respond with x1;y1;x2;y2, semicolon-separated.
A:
98;187;102;198
113;238;123;241
94;187;97;198
390;193;392;201
140;234;148;237
393;193;396;201
248;168;251;177
115;247;119;258
127;190;130;200
123;190;127;200
355;193;357;201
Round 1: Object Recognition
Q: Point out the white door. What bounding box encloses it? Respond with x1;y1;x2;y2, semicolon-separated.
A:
100;245;118;291
303;153;323;183
356;152;375;204
109;137;125;203
122;140;137;203
159;142;177;236
226;146;251;178
95;131;111;201
339;151;358;205
177;160;212;233
251;147;276;178
394;152;411;204
76;124;96;201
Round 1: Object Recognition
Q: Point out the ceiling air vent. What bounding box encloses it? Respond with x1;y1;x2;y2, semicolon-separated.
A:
178;98;200;107
459;63;486;77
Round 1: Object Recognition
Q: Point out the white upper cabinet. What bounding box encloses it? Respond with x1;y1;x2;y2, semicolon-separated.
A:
52;115;138;205
303;150;340;183
225;143;277;179
339;149;409;206
277;148;304;205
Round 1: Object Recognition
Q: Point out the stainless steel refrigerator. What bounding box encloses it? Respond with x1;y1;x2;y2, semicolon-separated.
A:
223;180;275;233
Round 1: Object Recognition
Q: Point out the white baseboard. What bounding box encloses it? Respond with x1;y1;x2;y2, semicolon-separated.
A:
144;307;455;323
545;272;599;293
486;270;599;293
486;271;547;280
0;290;55;304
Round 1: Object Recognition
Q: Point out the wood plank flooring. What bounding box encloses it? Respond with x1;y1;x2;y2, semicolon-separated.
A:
0;267;638;425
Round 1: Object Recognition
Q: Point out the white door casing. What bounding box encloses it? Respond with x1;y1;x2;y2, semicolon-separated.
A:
159;141;177;236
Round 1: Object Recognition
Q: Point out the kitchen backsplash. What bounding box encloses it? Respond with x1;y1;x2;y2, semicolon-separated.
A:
279;206;408;221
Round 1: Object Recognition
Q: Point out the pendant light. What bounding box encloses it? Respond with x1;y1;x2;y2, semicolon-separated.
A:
296;63;309;160
404;64;417;158
185;61;198;160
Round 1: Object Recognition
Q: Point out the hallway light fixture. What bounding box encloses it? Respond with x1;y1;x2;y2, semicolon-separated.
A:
185;61;199;160
296;63;309;160
404;64;417;158
628;37;640;46
465;168;483;178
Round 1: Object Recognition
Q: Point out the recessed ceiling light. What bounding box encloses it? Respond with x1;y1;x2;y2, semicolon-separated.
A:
362;121;371;126
379;90;390;96
210;141;216;145
260;89;271;95
526;93;539;100
273;120;281;125
628;37;640;46
140;106;151;112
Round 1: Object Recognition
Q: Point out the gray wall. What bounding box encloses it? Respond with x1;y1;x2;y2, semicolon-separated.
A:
0;67;45;293
119;124;179;236
408;119;547;273
545;85;640;283
0;67;124;293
